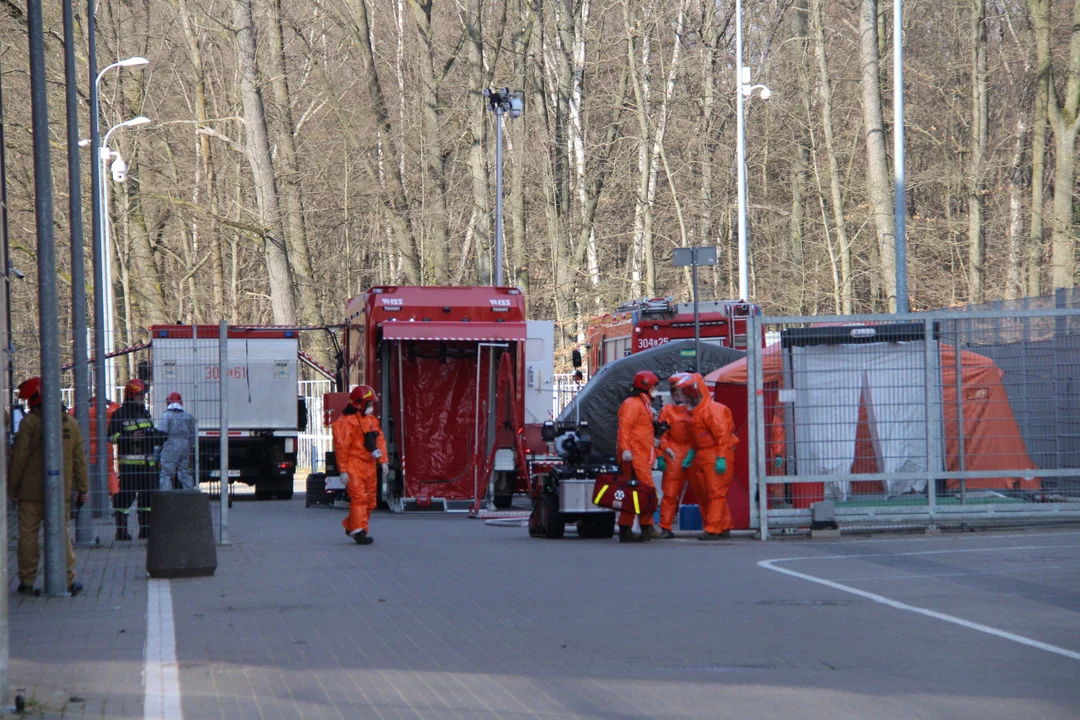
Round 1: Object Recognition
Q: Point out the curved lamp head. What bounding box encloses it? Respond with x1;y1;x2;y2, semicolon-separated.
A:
122;116;152;128
118;57;149;68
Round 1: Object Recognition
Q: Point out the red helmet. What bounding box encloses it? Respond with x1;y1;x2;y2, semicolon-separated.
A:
18;377;42;408
632;370;660;394
349;385;378;407
124;378;147;399
166;392;183;405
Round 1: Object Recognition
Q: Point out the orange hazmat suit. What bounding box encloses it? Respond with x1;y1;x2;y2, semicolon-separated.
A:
333;408;387;536
657;401;693;531
72;400;121;496
682;373;738;535
615;392;656;528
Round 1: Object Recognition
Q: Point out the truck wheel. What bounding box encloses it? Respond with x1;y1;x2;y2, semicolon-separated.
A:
277;490;294;501
255;490;271;501
493;494;513;509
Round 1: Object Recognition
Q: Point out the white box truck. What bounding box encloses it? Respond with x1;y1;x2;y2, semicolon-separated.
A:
146;325;305;499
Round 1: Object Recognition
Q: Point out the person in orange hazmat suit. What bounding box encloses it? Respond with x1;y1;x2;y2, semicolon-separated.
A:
656;373;694;538
674;373;738;540
71;397;121;497
615;370;660;543
333;385;387;545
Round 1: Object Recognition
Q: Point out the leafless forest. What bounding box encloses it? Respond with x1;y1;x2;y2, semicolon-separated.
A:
1;0;1078;357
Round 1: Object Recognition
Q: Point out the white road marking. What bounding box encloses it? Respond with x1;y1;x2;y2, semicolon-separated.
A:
145;579;183;720
796;530;1080;545
758;545;1080;662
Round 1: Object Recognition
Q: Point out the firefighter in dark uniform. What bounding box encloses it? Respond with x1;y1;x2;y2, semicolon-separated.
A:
108;378;162;540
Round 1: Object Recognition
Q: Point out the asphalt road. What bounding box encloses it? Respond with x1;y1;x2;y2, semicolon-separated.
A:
163;497;1080;719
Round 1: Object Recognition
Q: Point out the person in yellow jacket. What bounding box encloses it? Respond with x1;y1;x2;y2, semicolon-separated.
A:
9;378;89;596
332;385;387;545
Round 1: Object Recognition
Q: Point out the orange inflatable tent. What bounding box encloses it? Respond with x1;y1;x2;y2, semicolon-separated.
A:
706;342;1039;500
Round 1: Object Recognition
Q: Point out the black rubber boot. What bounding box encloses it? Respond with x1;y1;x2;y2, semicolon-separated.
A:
353;530;374;546
17;584;41;597
698;532;724;541
618;526;636;544
660;529;676;539
115;513;132;541
641;524;661;540
67;581;84;596
137;510;150;539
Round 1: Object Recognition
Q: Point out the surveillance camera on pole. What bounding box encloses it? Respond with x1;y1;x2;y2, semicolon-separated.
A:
484;88;524;286
110;155;127;183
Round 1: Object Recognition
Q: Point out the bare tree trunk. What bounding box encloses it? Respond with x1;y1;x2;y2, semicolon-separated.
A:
177;0;224;318
410;0;452;284
625;1;652;299
573;1;600;287
966;0;988;302
234;0;297;323
813;0;852;313
1028;0;1050;296
121;163;170;325
467;0;492;284
644;0;688;292
1045;0;1080;289
790;0;812;294
697;0;722;259
346;0;421;284
265;0;325;332
859;0;896;310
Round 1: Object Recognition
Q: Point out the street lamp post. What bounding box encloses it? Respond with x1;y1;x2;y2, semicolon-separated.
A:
735;0;771;302
95;117;150;401
87;50;148;516
91;58;148;403
483;88;523;287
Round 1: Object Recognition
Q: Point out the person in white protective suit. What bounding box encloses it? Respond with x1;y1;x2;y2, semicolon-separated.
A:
157;392;198;490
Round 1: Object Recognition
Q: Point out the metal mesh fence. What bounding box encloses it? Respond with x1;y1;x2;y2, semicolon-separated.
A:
6;326;233;573
745;305;1080;536
298;379;333;475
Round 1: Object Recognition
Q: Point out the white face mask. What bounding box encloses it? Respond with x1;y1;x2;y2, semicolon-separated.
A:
364;405;374;416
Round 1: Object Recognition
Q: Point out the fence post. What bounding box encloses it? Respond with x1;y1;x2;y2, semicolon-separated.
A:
953;319;966;504
219;320;229;545
750;314;769;540
924;318;937;522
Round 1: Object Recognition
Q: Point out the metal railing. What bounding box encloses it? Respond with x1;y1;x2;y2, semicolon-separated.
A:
745;306;1080;538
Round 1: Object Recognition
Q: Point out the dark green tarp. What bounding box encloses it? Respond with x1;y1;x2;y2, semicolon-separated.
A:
557;340;745;456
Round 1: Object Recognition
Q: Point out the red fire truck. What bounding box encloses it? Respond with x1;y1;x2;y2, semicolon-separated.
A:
583;297;761;375
331;286;540;512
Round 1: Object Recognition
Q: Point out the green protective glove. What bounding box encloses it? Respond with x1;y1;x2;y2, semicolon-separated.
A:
774;455;784;469
681;449;696;469
714;457;727;474
657;456;667;471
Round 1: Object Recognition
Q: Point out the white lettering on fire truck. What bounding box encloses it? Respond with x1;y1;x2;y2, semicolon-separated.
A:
636;337;670;350
381;298;404;306
489;299;511;307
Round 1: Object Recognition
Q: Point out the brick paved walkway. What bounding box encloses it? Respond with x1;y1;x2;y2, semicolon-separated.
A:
6;494;1080;719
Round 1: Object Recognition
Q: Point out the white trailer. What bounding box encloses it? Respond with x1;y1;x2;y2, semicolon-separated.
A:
147;325;304;499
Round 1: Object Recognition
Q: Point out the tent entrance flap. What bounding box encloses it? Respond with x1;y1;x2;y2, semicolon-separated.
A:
388;338;515;507
381;321;526;343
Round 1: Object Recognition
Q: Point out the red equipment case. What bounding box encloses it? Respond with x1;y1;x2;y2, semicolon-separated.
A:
590;465;658;517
